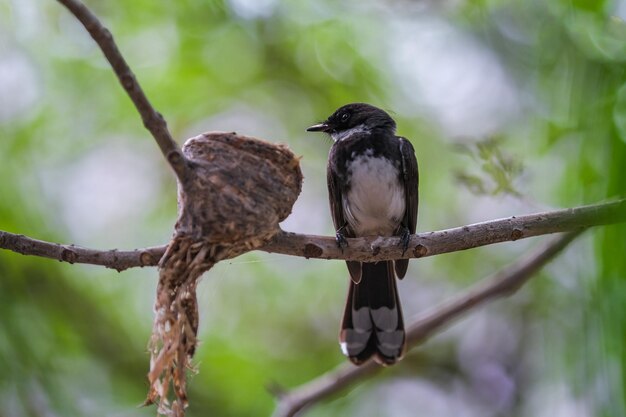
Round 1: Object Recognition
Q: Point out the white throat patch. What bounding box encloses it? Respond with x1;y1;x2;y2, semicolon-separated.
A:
331;124;369;142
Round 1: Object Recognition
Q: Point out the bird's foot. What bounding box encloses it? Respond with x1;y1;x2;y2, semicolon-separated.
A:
336;231;349;252
400;227;411;256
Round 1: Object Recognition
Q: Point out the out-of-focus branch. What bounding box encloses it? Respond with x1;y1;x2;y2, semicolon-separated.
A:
271;231;582;417
0;199;622;269
55;0;189;181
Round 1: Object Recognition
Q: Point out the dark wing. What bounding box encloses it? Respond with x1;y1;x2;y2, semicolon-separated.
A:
394;137;419;279
399;137;418;234
327;157;362;283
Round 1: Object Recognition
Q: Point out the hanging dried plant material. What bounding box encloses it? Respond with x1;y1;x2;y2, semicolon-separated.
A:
146;132;303;416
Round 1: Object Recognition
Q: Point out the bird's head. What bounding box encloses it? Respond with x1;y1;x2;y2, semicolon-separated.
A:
307;103;396;141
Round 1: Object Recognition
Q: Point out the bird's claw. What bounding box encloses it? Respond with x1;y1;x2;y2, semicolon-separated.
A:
400;227;411;256
336;231;349;252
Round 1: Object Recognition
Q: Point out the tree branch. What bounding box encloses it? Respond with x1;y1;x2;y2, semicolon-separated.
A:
55;0;189;181
0;231;164;272
0;199;622;270
265;199;625;261
271;231;582;417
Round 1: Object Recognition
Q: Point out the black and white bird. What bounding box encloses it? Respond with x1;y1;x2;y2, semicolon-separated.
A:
307;103;419;365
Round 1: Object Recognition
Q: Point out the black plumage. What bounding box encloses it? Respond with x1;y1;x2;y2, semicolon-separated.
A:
308;103;419;365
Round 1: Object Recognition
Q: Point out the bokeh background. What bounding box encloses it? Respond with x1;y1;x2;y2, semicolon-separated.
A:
1;0;625;416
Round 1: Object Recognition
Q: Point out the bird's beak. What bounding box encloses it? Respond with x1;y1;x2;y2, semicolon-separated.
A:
306;122;331;132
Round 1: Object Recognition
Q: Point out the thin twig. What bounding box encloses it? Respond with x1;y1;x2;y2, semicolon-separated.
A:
272;231;582;417
0;199;623;269
55;0;189;181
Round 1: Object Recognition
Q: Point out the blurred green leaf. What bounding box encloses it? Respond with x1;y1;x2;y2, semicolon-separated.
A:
454;137;523;197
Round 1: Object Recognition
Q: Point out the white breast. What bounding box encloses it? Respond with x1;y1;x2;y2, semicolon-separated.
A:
342;153;405;237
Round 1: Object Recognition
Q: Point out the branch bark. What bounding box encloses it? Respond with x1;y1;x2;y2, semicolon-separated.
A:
271;231;582;417
0;231;164;272
56;0;189;181
265;199;625;261
0;199;623;270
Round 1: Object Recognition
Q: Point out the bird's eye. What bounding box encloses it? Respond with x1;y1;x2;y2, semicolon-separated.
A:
340;113;350;122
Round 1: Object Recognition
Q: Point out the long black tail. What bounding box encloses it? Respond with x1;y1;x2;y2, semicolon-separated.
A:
339;261;405;365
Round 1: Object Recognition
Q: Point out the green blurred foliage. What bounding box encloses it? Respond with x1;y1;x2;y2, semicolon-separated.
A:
0;0;625;416
454;136;524;196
